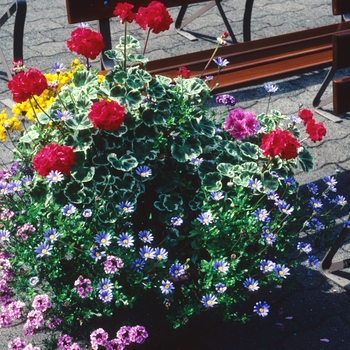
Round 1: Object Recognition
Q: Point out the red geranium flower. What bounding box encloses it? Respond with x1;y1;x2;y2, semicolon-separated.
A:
260;128;300;160
135;1;173;34
306;119;327;142
33;144;76;176
298;108;314;125
113;2;136;23
67;27;105;60
8;68;48;103
88;100;126;131
177;66;191;79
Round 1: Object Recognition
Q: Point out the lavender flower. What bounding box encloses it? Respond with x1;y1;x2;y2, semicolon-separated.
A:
160;280;174;295
94;231;112;246
117;232;134;248
253;301;270;317
243;277;259;291
135;165;152;178
169;262;185;277
197;212;214;225
62;204;76;216
34;242;52;258
213;57;229;68
201;294;218;308
54;110;72;121
215;94;236;106
118;201;135;213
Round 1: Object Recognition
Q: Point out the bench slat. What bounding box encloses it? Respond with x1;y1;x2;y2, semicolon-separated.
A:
66;0;209;23
146;21;350;93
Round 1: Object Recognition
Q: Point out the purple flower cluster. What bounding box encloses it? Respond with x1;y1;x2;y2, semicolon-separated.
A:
16;223;35;240
74;276;93;298
215;94;236;106
23;310;45;336
57;334;81;349
90;325;148;350
103;255;123;274
223;108;260;141
32;294;52;312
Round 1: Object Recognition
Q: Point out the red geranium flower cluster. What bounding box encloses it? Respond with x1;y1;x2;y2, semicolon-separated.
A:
8;68;48;103
298;108;326;142
177;66;191;79
88;100;126;131
33;143;76;176
114;1;173;34
67;27;105;60
260;128;300;160
223;108;260;141
135;1;173;34
113;2;136;23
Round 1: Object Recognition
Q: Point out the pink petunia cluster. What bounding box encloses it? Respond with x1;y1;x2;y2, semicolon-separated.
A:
90;325;148;350
74;276;93;298
103;255;124;274
223;108;260;141
32;294;52;312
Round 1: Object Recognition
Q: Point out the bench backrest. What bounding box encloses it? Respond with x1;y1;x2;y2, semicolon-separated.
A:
66;0;208;24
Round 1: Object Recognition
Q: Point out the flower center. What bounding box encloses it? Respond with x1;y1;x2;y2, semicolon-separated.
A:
42;249;47;254
50;235;54;240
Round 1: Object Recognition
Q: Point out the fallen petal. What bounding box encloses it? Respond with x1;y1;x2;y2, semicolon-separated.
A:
285;316;293;320
320;338;329;343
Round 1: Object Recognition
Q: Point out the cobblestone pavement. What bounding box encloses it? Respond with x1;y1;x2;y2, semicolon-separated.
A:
1;0;350;349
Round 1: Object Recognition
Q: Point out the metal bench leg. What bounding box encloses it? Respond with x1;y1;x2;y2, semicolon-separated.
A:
175;0;237;43
0;0;26;81
321;212;350;291
98;18;114;71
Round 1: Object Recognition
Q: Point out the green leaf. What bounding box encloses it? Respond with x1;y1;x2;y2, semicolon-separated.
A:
217;163;236;177
239;142;260;160
154;194;183;212
298;147;314;172
155;74;172;86
107;153;138;171
189;192;204;211
142;109;167;126
71;166;95;182
118;35;140;50
262;171;279;192
241;162;259;174
202;172;222;191
64;180;87;204
146;79;166;99
171;137;202;162
132;138;158;162
66;130;93;151
128;53;149;64
19;128;40;143
104;49;124;62
73;70;98;88
65;112;92;130
224;142;241;159
191;117;215;137
110;70;127;85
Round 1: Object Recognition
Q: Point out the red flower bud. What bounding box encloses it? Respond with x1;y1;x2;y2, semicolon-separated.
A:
177;66;191;79
221;31;229;39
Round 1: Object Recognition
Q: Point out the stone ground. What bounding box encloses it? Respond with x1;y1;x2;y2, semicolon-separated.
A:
1;0;350;349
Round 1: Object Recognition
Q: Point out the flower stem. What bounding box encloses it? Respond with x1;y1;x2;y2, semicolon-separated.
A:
124;22;127;71
142;29;151;56
199;42;220;79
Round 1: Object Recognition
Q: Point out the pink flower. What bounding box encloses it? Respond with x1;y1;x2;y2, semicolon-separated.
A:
223;108;259;140
32;294;52;312
90;328;109;349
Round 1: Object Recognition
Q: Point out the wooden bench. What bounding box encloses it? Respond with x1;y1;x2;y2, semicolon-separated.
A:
66;0;241;70
65;0;350;120
0;0;26;80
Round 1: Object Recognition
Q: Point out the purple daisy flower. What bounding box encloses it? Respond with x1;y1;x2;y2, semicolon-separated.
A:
160;280;174;295
34;242;52;258
169;262;185;278
201;294;218;308
213;260;229;274
139;246;156;260
117;232;134;248
197;212;214;225
243;277;259;291
253;301;270;317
